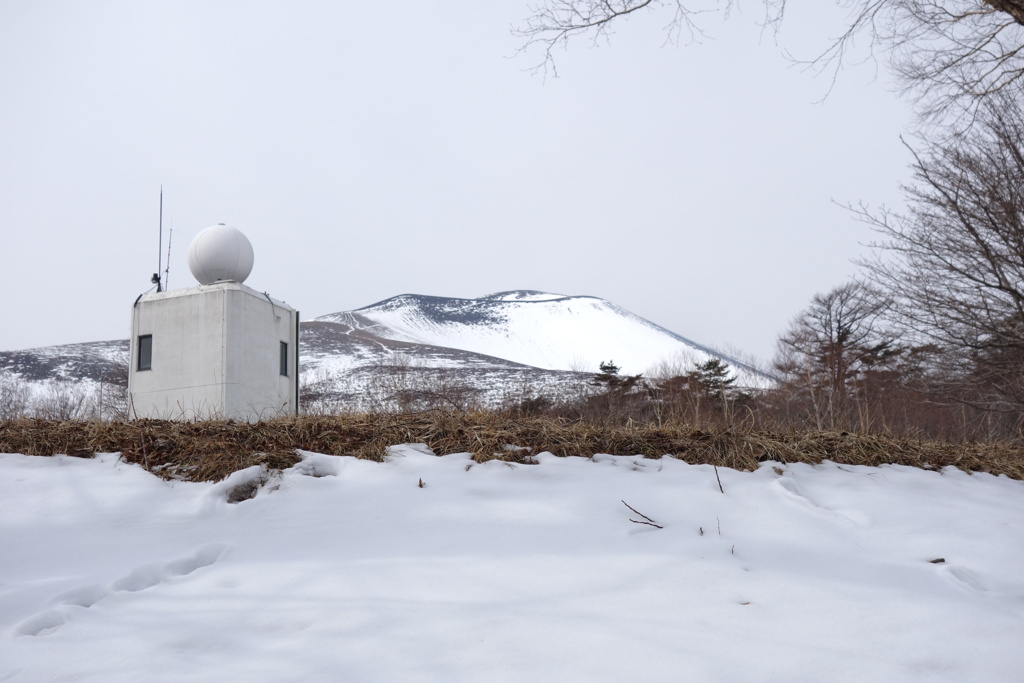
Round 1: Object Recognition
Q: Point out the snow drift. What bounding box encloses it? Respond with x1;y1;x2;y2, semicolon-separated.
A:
2;449;1022;681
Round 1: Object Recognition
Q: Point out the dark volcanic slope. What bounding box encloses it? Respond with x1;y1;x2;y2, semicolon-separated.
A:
301;320;539;370
0;340;128;383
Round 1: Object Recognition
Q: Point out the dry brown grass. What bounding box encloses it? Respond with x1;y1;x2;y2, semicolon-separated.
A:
1;411;1022;482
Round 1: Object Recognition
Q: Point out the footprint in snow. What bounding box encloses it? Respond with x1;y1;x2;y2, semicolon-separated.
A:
772;478;869;527
937;563;990;594
54;583;107;608
13;610;66;638
13;543;227;637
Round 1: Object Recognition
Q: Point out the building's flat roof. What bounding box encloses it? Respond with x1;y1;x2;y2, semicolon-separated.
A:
138;281;295;311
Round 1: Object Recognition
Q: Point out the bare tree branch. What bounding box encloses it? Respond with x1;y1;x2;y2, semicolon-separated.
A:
514;0;1024;128
857;92;1024;411
622;499;663;527
513;0;719;76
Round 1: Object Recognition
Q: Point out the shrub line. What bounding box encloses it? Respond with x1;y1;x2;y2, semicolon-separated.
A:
1;412;1022;482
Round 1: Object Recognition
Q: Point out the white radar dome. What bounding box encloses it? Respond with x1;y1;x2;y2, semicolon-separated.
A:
188;224;254;285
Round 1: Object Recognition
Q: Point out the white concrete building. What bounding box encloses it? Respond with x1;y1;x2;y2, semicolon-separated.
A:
127;225;299;421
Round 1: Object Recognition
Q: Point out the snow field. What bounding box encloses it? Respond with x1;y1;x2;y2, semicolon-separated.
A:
1;448;1023;682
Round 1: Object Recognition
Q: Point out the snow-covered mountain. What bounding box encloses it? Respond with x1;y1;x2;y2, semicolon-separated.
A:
317;290;759;377
1;290;770;414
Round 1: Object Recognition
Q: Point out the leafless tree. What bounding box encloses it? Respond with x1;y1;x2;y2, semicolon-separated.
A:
393;368;483;413
0;370;32;420
97;351;130;420
842;0;1024;124
515;1;1024;125
299;368;347;415
31;378;92;421
857;93;1024;413
774;281;899;426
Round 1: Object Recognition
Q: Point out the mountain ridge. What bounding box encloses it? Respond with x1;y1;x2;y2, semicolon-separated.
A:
318;290;760;377
1;290;770;414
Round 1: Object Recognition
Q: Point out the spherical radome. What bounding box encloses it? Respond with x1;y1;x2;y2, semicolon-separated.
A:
188;224;254;285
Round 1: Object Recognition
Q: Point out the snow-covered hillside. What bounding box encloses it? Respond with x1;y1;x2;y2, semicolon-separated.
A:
2;449;1023;681
2;290;771;413
319;290;762;378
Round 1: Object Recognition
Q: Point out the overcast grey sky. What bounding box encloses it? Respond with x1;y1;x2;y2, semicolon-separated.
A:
0;1;912;365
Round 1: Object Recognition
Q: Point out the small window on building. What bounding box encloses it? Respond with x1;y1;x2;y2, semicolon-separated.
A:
138;335;153;371
280;341;289;377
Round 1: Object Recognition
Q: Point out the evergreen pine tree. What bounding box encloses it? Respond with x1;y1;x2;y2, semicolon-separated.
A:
590;361;623;389
692;359;737;403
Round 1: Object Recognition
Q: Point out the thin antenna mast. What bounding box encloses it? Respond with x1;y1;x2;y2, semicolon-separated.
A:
151;186;163;291
163;227;173;290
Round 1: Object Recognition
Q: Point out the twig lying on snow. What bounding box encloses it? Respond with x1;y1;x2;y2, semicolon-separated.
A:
621;500;663;529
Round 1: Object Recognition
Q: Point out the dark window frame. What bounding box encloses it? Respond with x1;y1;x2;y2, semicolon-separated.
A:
138;334;153;372
280;341;289;377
